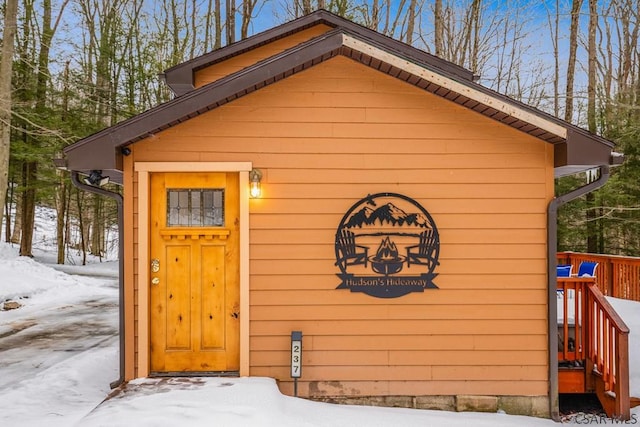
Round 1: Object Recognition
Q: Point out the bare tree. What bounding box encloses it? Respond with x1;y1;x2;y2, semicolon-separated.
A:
386;0;408;38
371;0;381;30
543;0;560;117
433;0;444;56
241;0;259;39
405;0;418;44
587;0;598;134
302;0;312;14
585;0;598;254
19;0;69;257
565;0;584;122
203;0;223;50
215;0;223;49
226;0;236;44
0;0;19;228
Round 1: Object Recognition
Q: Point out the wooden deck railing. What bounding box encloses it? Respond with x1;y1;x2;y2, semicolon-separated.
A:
557;252;640;302
557;277;631;420
585;281;630;420
557;278;588;362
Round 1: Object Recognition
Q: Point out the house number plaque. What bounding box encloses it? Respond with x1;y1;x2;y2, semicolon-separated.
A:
290;330;302;397
335;193;440;298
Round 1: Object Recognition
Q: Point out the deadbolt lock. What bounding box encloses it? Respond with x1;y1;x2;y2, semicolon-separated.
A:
151;258;160;273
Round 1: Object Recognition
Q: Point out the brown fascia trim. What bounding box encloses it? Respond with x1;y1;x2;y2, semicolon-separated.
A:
163;9;475;96
563;128;615;165
553;128;621;177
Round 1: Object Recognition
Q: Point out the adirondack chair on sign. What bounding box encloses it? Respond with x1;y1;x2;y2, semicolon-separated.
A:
335;229;368;268
406;229;439;268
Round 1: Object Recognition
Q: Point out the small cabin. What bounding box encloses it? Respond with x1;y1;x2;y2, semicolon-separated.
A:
59;10;620;419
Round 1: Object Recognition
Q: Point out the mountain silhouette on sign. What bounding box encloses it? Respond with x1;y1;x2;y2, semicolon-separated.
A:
345;202;431;228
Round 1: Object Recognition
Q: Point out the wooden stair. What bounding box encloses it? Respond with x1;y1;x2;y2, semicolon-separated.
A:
559;366;585;394
557;278;632;420
559;366;639;418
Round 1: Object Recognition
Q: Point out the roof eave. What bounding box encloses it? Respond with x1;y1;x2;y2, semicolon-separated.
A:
553;128;619;177
64;29;618;182
163;9;475;96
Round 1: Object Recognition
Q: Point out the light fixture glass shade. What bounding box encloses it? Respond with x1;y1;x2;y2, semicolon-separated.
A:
249;169;262;198
250;181;261;198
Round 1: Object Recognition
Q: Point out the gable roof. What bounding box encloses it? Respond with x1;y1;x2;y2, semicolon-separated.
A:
161;10;476;97
61;10;620;184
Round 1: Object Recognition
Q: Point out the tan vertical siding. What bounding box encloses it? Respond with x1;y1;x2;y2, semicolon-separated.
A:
132;56;552;397
193;25;332;88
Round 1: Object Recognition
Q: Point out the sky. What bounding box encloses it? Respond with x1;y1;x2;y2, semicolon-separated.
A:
0;207;638;426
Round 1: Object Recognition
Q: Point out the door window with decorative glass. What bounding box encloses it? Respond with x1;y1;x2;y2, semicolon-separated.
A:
166;189;224;226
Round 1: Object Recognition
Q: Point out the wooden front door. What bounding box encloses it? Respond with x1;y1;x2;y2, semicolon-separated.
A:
149;172;240;373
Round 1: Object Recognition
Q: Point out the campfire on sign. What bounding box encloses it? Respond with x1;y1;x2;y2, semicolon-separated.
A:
370;237;405;275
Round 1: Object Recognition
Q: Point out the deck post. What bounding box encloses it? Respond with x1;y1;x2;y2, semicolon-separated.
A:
615;332;630;420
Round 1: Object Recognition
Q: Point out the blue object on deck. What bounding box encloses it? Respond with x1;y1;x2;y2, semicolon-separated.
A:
557;265;573;277
577;261;598;277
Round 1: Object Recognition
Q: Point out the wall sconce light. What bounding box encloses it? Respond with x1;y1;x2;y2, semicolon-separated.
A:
84;170;110;187
249;169;262;198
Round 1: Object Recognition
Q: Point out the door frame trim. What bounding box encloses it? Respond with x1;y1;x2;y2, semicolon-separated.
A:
135;162;252;377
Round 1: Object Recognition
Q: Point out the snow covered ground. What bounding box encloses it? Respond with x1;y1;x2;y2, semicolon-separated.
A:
0;207;639;426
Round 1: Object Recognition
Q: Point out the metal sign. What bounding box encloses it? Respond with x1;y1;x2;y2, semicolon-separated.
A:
335;193;440;298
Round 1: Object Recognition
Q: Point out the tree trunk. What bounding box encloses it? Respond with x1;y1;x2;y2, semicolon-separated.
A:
586;0;598;254
587;0;597;134
90;194;103;257
302;0;312;15
383;0;391;35
4;187;11;242
204;0;214;51
388;0;408;38
0;0;18;222
469;0;481;74
551;0;560;117
56;173;67;264
76;189;87;266
226;0;236;45
19;162;36;257
215;0;222;49
241;0;257;39
21;0;55;257
565;0;583;123
434;0;443;57
11;192;21;244
64;185;71;256
406;0;417;44
370;0;380;30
